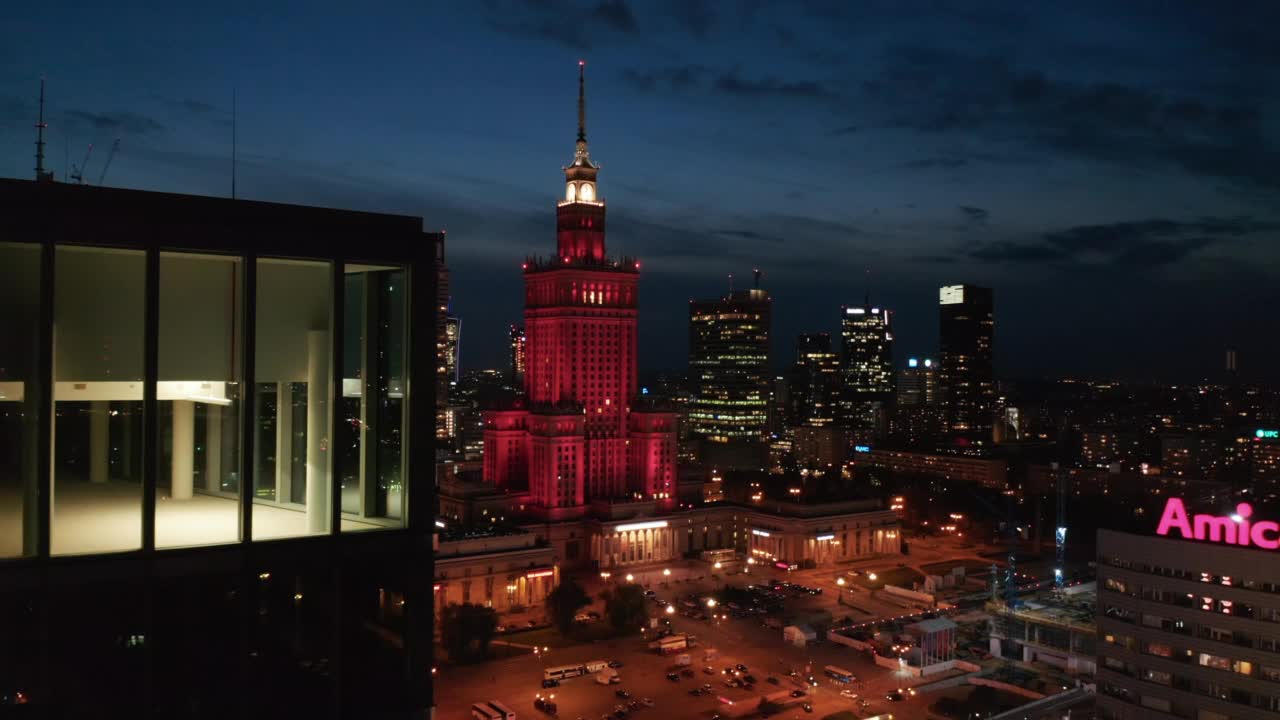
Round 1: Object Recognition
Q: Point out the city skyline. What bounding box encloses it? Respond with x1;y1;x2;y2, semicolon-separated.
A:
1;2;1279;381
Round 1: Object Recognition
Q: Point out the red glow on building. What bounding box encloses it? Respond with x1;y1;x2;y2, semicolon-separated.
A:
481;65;676;513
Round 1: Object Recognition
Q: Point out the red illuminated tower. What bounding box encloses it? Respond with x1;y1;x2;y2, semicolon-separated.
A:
483;63;674;515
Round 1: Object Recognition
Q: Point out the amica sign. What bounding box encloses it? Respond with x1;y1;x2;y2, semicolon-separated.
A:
1156;497;1280;550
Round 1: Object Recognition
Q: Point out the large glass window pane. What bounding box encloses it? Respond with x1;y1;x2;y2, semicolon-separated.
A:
253;259;332;539
0;243;41;558
156;253;242;548
53;246;145;555
339;265;407;530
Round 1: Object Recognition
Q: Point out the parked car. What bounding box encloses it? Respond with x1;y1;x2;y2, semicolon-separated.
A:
885;691;905;702
688;688;703;697
542;679;560;688
736;664;748;672
681;668;695;678
703;666;715;675
608;660;624;668
744;675;757;684
802;704;812;713
790;690;806;698
666;672;680;682
641;698;655;708
616;690;631;699
766;677;779;685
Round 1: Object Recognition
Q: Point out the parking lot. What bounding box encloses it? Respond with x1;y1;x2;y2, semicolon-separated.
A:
437;591;939;720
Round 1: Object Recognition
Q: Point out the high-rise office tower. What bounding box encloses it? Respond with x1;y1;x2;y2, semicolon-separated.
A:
481;64;676;511
841;303;894;398
689;273;771;468
434;232;451;440
788;333;841;427
897;357;938;407
839;302;893;439
509;324;527;387
938;284;994;448
444;314;461;383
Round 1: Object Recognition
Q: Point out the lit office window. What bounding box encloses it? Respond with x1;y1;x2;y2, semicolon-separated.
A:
339;266;408;529
156;253;243;548
0;243;41;558
52;246;145;555
252;259;332;539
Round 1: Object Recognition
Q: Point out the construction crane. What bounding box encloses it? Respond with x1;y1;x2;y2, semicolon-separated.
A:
97;138;120;185
69;143;93;185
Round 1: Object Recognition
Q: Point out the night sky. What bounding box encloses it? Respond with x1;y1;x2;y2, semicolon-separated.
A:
2;2;1278;382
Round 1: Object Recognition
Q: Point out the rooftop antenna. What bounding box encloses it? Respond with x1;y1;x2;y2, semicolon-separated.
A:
34;77;53;182
231;89;237;199
865;267;872;306
753;268;762;289
728;272;735;294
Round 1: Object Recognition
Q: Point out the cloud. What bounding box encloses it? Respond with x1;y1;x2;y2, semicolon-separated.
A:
968;217;1280;268
713;228;786;244
858;44;1280;189
482;0;637;48
621;64;833;102
64;109;165;136
590;0;637;32
713;69;833;99
662;0;714;37
902;156;967;169
959;206;989;222
619;64;708;93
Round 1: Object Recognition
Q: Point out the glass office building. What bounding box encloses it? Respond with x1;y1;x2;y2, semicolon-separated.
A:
0;179;434;717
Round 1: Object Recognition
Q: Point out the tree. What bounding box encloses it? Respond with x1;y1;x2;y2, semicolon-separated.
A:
601;584;648;635
440;602;499;662
546;579;592;636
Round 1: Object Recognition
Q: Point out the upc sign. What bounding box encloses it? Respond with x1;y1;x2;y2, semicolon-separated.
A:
1256;429;1279;440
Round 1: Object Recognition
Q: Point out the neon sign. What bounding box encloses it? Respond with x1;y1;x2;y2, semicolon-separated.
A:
526;569;555;578
1156;498;1279;550
1257;429;1279;440
854;445;871;453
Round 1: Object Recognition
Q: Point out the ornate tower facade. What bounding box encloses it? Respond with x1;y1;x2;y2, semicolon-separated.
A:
484;63;674;515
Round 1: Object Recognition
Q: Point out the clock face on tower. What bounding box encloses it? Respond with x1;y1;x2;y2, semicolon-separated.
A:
565;183;577;202
579;183;595;202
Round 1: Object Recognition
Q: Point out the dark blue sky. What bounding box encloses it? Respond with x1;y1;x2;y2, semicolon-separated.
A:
3;1;1279;381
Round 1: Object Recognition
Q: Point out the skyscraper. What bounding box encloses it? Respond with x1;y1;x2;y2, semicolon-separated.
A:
509;324;527;387
444;314;461;383
938;284;994;448
897;357;938;407
840;303;894;402
788;332;841;427
481;63;676;512
688;274;771;468
434;232;451;441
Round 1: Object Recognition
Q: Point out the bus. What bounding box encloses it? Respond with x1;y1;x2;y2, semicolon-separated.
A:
544;664;587;682
648;634;687;654
472;703;500;720
824;666;855;683
487;700;517;720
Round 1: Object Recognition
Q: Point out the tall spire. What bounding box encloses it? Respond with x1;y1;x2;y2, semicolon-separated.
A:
34;77;51;182
577;59;586;143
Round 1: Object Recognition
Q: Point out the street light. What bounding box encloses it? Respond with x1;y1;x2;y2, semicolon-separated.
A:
714;561;722;570
836;578;846;586
868;572;878;581
626;573;634;583
707;598;717;608
600;572;611;580
663;568;671;577
666;605;676;615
